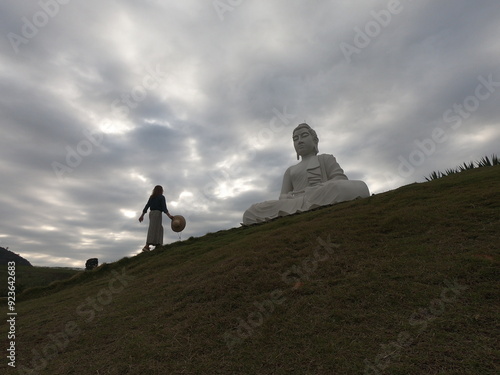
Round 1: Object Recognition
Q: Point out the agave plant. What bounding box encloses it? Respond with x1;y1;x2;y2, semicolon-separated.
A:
476;156;491;167
425;170;443;181
458;161;475;172
444;168;458;176
476;154;499;167
425;153;498;182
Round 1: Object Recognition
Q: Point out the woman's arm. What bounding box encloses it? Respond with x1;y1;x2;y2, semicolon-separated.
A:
162;196;174;220
139;198;151;222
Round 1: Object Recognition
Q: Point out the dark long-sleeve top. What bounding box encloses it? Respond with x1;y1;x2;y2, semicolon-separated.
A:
142;195;169;214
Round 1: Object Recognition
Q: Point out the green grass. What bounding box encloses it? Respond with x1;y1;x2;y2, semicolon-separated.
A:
0;265;81;297
1;166;499;374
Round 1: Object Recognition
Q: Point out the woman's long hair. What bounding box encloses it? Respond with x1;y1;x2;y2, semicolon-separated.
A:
151;185;163;197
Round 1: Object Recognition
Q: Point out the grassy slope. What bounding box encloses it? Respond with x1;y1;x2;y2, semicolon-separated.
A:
3;166;499;375
0;266;80;297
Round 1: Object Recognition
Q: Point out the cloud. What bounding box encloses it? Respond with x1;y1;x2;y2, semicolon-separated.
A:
0;0;499;266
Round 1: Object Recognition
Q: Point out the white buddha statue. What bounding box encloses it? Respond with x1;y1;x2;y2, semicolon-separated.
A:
242;123;370;225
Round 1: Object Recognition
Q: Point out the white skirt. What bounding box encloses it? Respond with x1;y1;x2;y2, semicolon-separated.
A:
146;210;163;245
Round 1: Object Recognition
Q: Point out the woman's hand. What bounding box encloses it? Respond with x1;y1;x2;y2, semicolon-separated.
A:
138;214;144;223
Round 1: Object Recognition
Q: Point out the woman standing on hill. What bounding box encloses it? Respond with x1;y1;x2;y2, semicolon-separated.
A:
139;185;174;252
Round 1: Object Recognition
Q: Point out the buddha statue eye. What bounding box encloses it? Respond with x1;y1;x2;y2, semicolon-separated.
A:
293;132;309;141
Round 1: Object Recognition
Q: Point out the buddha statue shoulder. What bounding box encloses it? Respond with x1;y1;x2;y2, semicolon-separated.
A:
242;123;370;225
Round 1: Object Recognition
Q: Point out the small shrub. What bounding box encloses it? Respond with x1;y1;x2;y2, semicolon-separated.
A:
426;153;498;181
425;171;443;181
476;154;499;168
458;161;475;172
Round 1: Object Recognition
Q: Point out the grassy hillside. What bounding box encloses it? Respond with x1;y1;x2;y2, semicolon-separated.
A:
2;166;499;375
0;266;80;297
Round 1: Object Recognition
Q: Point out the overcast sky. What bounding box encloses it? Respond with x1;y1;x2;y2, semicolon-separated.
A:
1;0;499;267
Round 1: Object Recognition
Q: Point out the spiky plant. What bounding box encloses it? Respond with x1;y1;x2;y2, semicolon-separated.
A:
425;153;497;181
476;155;492;167
458;161;475;172
444;168;458;176
476;154;499;167
425;170;443;181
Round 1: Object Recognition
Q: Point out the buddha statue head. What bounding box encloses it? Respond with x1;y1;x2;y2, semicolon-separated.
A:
292;123;319;160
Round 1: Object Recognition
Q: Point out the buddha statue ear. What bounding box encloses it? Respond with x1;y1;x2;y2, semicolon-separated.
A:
297;153;300;160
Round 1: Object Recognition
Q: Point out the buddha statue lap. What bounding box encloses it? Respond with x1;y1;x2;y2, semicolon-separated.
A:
242;123;369;225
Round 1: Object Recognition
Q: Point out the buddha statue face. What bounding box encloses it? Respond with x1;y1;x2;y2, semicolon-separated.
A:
293;123;319;159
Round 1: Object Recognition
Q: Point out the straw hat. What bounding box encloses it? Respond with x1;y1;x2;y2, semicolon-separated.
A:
171;215;186;233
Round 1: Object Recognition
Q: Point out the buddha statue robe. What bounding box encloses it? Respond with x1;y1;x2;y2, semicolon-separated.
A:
242;154;369;225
